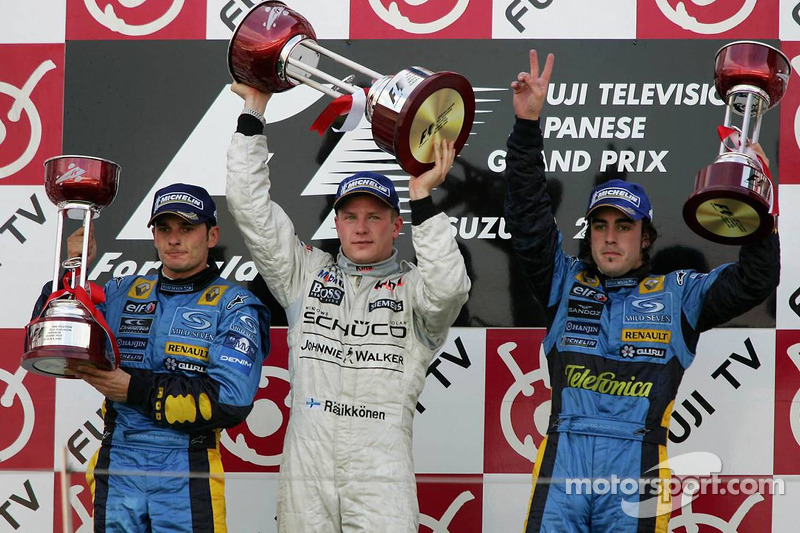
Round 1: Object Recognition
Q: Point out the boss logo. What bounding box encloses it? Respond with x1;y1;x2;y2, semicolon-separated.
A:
309;281;344;305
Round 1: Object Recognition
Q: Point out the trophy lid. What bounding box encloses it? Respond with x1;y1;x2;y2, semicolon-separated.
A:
714;41;791;109
228;0;318;94
44;155;121;214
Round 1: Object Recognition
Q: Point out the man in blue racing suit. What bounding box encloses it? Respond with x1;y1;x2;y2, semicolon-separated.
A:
33;183;270;532
504;51;780;532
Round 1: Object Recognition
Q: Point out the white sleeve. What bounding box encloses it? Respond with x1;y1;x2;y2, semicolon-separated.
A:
225;132;330;308
409;212;471;348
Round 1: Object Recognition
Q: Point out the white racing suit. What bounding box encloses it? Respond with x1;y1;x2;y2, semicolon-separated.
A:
226;127;470;532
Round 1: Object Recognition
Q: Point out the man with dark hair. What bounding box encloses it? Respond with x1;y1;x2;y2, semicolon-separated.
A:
504;51;780;532
35;183;271;532
225;82;470;533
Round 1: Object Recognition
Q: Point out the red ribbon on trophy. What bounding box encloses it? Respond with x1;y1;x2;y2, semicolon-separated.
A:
31;271;121;369
310;88;369;135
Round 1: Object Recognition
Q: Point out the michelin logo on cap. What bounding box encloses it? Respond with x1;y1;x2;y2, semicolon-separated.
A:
591;188;641;207
155;193;204;209
341;178;390;196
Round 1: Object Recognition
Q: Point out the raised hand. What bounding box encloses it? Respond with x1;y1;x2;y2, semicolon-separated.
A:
511;50;555;121
409;139;456;201
231;81;272;115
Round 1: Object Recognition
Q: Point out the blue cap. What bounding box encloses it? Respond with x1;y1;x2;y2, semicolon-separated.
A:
148;183;217;226
586;179;653;222
333;172;400;213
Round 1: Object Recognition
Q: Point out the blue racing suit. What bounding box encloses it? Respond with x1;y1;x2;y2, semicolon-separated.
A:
504;118;780;533
36;264;270;532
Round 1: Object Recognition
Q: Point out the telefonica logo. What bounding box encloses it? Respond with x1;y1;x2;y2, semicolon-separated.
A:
564;364;652;397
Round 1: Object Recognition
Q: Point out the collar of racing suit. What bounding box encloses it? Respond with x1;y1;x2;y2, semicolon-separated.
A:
157;263;221;294
336;248;400;278
590;262;652;291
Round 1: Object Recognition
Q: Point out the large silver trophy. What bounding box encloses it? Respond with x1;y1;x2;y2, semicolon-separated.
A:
683;41;790;245
22;156;121;378
227;0;475;176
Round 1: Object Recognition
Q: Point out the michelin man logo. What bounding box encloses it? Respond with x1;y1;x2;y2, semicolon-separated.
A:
655;0;757;34
368;0;470;34
498;341;550;462
83;0;185;36
0;60;56;180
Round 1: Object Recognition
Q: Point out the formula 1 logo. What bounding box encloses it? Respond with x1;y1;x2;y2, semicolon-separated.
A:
220;331;290;471
637;0;775;38
302;88;501;240
0;46;63;185
67;0;204;39
351;0;492;38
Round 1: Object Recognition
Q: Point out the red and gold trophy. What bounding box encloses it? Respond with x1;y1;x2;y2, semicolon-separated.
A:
22;156;121;378
683;41;790;245
228;0;475;176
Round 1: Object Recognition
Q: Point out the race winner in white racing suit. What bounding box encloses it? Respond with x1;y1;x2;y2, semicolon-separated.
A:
225;88;471;532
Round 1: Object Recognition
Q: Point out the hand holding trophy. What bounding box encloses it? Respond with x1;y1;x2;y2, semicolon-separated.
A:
22;156;121;378
227;1;475;176
683;41;790;245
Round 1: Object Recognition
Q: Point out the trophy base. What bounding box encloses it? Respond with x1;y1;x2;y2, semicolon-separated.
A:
371;70;475;176
683;161;773;245
21;346;113;379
